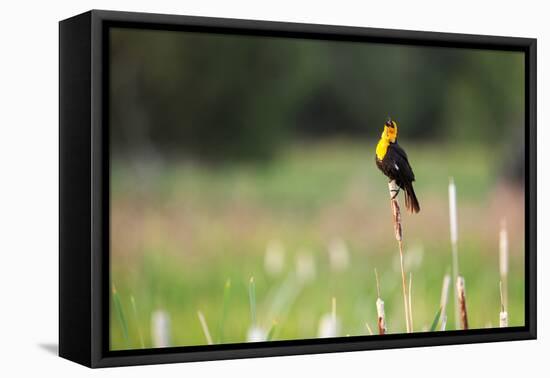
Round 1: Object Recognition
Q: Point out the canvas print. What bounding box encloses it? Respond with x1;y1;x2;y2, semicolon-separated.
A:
109;27;525;350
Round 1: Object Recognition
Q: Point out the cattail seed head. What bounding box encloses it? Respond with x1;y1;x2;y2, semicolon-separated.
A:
151;310;171;347
376;297;386;334
264;239;285;276
499;220;509;277
328;238;350;272
499;311;508;327
499;281;508;327
317;298;341;338
295;249;316;283
317;313;341;338
456;276;468;330
374;268;386;334
247;325;268;342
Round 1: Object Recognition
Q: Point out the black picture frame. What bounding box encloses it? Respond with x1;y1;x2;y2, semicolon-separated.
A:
59;9;537;368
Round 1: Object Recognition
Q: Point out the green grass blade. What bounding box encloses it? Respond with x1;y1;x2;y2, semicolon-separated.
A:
112;284;129;344
249;277;256;326
430;307;443;332
130;295;145;348
268;273;303;321
218;279;232;343
267;321;278;341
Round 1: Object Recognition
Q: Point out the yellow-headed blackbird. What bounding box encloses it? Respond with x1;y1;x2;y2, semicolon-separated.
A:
375;118;420;213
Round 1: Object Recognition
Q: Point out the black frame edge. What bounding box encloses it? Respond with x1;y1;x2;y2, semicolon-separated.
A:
89;9;535;49
59;11;93;367
91;10;107;368
96;329;534;368
527;38;537;340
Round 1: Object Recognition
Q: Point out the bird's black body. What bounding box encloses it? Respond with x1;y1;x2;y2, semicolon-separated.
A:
376;141;420;213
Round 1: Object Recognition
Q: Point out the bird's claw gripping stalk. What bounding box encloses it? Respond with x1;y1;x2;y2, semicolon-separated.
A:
389;180;400;200
390;188;400;200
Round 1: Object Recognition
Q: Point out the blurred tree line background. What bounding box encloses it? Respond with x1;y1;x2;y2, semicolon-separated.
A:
110;28;524;165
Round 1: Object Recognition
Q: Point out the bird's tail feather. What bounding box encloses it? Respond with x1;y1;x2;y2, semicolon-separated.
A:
404;184;420;214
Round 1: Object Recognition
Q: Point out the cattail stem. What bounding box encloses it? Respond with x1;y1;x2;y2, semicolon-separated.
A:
388;180;412;333
409;272;413;332
375;268;381;299
398;240;412;332
456;276;468;330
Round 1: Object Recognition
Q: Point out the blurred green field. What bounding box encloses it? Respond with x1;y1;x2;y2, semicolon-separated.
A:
110;140;525;350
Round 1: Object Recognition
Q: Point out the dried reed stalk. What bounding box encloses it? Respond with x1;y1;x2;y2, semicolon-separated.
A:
388;180;411;333
499;220;509;312
439;274;451;331
365;322;374;335
440;313;447;332
197;310;213;345
375;268;386;335
456;276;468;330
499;281;508;327
448;178;460;329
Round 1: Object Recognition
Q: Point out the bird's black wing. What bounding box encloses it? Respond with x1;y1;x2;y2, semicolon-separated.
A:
386;142;416;184
382;142;420;213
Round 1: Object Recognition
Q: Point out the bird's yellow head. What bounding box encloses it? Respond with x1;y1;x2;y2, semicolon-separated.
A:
381;119;398;143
